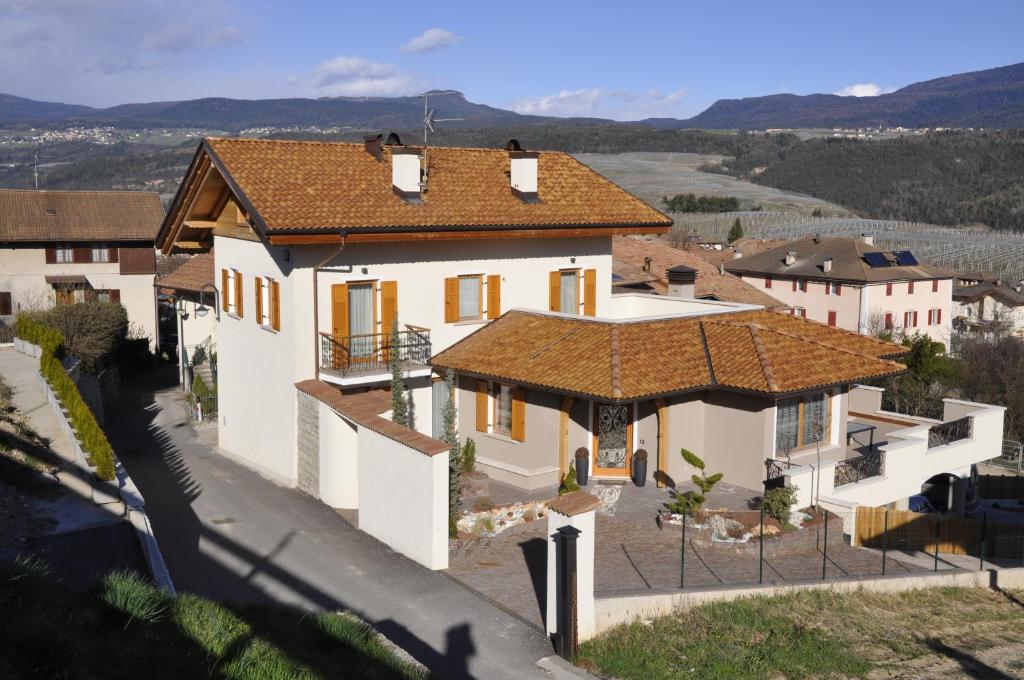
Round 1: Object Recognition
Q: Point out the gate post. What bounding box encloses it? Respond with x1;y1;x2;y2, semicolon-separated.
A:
546;491;600;654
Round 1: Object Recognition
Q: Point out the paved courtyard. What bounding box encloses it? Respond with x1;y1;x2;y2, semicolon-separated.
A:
448;479;930;629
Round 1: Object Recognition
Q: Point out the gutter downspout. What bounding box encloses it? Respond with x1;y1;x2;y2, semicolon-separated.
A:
312;237;347;380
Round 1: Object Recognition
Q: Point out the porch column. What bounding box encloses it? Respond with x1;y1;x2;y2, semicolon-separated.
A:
655;397;668;487
559;396;575;479
546;491;600;646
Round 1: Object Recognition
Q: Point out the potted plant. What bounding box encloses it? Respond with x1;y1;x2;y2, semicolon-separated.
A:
574;447;590;486
632;449;648;487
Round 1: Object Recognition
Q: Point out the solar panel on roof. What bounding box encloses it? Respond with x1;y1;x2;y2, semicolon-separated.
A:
864;252;890;268
894;251;919;266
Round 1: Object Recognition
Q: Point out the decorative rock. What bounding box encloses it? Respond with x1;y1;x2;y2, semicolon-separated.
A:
591;483;623;516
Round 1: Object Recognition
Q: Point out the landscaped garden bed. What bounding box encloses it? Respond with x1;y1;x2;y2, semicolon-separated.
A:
455;500;549;539
658;507;845;557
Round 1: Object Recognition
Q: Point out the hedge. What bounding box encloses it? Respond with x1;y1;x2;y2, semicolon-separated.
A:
16;316;116;481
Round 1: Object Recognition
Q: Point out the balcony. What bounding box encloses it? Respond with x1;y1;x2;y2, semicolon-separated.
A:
319;326;432;386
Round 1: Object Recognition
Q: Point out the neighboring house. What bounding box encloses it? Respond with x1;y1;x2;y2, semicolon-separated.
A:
154;252;218;389
612;236;788;310
726;236;954;343
953;279;1024;338
0;189;163;344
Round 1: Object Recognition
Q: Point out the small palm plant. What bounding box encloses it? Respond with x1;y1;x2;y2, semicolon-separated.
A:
665;448;723;515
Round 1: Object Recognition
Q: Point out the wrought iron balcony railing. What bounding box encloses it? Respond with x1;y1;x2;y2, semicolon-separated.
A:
319;325;431;377
928;416;972;449
834;450;884;487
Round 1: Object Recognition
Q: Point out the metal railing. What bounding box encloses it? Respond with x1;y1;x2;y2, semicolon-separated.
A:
0;323;13;344
834;450;884;487
320;326;431;376
992;439;1024;473
189;394;218;422
927;416;972;449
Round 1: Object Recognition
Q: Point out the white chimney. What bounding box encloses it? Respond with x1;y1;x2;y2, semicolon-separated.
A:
784;251;797;266
509;150;538;199
861;234;874;246
823;257;833;274
391;147;421;198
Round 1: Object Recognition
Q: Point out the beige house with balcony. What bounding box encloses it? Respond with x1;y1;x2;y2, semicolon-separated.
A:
0;189;163;344
726;236;954;345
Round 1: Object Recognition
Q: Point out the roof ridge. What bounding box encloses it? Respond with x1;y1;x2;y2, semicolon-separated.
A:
746;322;904;367
747;324;780;392
609;325;623;399
207;135;581;156
697;321;717;385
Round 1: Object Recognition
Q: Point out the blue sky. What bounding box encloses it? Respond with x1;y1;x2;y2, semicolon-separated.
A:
1;0;1022;119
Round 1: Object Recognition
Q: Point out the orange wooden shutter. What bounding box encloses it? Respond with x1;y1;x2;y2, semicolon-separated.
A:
331;284;348;337
234;271;243;318
583;269;597;316
271;280;281;331
487;274;501;320
444;277;459;323
109;289;120;304
221;269;229;312
549;271;561;312
475;380;488;432
254;276;263;324
380;280;398;332
511;387;526;442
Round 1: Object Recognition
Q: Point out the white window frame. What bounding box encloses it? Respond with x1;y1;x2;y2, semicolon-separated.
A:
91;243;110;263
792;306;806;318
928;308;940;325
904;310;917;328
826;282;840;296
456;274;484;321
559;269;581;315
259;276;273;328
55;243;73;263
491;381;514;437
227;268;238;315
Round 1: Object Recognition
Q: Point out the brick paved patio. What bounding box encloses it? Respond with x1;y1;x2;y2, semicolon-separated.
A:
447;481;930;629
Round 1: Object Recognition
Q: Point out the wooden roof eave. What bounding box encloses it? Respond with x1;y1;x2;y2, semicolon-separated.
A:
266;223;670;246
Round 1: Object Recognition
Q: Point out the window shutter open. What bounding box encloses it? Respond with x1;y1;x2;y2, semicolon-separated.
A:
511;387;526;442
549;271;561;312
72;247;91;264
45;247;56;264
381;280;398;331
475;380;488;432
486;274;501;320
583;269;597;316
221;269;229;312
827;311;837;326
835;284;842;296
885;312;893;329
0;291;11;315
109;247;119;263
444;277;459;323
109;289;120;304
254;276;263;324
936;308;942;324
886;283;892;296
234;271;243;318
271;280;281;330
791;280;797;292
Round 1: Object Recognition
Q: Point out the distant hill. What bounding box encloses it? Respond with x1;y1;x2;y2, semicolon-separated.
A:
676;62;1024;129
0;93;94;124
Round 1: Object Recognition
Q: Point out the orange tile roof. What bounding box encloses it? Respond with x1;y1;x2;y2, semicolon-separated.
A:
612;236;788;310
432;309;905;401
295;380;449;456
156;252;215;292
0;189;164;242
203;138;672;233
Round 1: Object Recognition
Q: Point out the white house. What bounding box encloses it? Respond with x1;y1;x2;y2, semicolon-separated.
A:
953;279;1024;339
0;189;163;344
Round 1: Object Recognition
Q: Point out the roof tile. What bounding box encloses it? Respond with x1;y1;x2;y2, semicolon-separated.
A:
0;189;164;242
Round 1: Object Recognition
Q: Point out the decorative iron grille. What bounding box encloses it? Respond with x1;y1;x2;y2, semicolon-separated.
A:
320;327;431;376
928;417;972;449
833;451;884;487
765;458;796;480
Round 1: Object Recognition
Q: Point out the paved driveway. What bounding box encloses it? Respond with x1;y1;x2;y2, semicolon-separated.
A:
110;368;553;680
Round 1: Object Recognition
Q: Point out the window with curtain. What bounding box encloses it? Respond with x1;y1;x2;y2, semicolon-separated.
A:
802;393;828;445
775;392;830;454
348;283;374;358
775;399;799;453
431;379;452;439
91;244;110;262
560;271;578;315
493;383;513;436
55;244;73;263
458;275;482;320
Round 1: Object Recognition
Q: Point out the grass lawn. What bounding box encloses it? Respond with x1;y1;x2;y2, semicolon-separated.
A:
0;557;424;679
577;586;1024;679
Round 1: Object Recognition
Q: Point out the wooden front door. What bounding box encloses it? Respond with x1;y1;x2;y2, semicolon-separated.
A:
592;402;633;477
55;288;75;306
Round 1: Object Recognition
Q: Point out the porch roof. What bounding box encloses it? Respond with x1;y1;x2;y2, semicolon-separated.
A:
431;309;906;401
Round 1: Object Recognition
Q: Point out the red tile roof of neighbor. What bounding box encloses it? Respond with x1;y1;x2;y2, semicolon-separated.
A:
0;189;164;242
432;309;905;401
155;252;215;292
199;137;673;233
295;380;449;456
612;236;789;310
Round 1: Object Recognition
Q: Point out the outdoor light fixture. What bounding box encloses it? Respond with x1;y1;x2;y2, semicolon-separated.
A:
570;256;577;264
198;283;221;321
176;298;189;320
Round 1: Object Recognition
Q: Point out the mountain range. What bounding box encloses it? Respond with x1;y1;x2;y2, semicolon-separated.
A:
2;62;1023;131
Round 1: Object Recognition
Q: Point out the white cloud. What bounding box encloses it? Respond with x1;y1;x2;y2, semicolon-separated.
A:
833;82;895;97
400;28;462;54
310;55;420;96
512;87;688;120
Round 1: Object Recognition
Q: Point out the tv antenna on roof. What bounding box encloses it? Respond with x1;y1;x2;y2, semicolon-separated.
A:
419;90;463;144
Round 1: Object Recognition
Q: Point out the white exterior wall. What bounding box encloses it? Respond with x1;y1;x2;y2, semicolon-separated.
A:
175;298;218;355
214;234;299;483
740;274;953;344
318;402;359;508
0;246;157;346
955;296;1024;336
356;427;449;569
605;293;751;319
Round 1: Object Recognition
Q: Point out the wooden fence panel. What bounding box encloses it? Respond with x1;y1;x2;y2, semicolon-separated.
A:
855;506;1024;559
978;475;1024;500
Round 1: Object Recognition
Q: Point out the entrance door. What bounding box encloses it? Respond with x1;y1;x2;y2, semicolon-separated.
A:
55;287;75;305
592;402;633;477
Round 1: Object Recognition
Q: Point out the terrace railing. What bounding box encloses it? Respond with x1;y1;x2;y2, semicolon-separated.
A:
834;450;885;487
927;416;973;449
320;325;431;377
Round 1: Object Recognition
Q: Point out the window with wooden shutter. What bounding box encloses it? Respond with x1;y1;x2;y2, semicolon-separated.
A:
221;269;229;312
765;276;772;289
908;281;915;294
549;270;561;312
444;277;459;323
109;289;120;304
884;312;893;329
271;280;281;331
45;247;56;264
109;247;119;264
72;246;91;264
254;276;264;325
0;291;11;315
380;280;398;331
234;270;243;318
511;387;526;442
583;269;596;316
486;274;501;320
886;282;893;296
827;311;837;326
475;380;488;432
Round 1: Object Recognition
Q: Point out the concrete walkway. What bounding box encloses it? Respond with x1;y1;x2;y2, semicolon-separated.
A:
109;367;556;680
